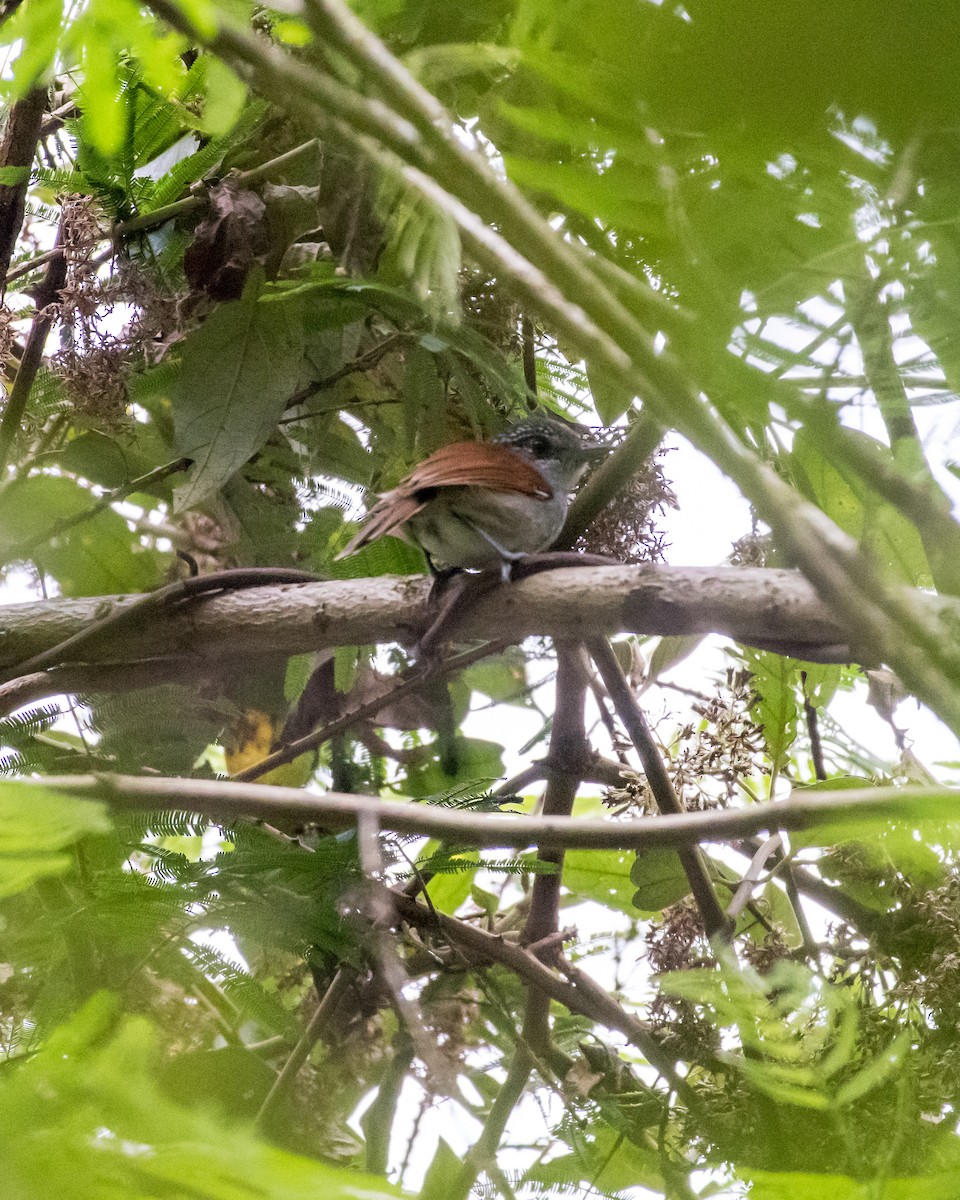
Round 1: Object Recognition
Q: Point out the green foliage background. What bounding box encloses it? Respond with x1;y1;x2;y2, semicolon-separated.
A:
1;1;960;1197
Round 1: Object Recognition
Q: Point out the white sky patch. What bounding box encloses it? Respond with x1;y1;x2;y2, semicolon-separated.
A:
189;928;250;973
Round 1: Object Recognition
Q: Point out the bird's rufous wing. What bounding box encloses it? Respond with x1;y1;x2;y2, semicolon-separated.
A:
337;441;552;558
400;442;553;495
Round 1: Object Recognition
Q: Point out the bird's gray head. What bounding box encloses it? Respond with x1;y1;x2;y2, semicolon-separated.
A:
494;415;608;492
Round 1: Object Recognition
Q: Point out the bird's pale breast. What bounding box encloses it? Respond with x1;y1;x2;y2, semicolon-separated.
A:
407;486;567;569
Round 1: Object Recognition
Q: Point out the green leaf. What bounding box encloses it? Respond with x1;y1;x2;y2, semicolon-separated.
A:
788;779;949;899
0;995;404;1198
425;864;476;914
419;1138;463;1200
399;737;505;798
327;532;427;579
834;1033;910;1107
4;0;64;97
759;879;804;949
742;647;799;772
564;848;636;915
404;42;520;87
273;19;313;47
630;846;691;913
283;654;316;705
173;283;305;510
791;425;931;586
645;634;705;687
42;506;163;595
56;430;150;489
587;362;634;424
460;649;530;707
470;882;499;919
73;0;133;159
201;55;246;136
505;152;665;237
524;1126;662;1194
0;781;110;897
742;1168;960;1199
0;474;163;594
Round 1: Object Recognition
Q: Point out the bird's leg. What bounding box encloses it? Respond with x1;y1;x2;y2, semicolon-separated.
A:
418;569;503;659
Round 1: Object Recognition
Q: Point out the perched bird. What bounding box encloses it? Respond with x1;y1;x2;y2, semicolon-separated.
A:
337;415;607;574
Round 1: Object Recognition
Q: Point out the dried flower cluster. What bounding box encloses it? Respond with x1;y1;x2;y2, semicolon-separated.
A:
51;196;182;426
891;870;960;1025
579;447;677;564
644;898;719;1059
670;670;767;808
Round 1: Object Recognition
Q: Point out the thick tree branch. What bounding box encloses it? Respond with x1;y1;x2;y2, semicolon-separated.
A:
0;566;887;678
0;567;323;684
455;649;611;1200
523;645;590;952
515;639;590;1126
40;773;960;851
0;86;46;285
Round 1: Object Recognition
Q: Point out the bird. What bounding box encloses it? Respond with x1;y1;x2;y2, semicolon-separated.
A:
336;414;608;576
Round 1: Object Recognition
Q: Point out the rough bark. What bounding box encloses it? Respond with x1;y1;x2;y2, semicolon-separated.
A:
0;565;886;673
0;85;46;285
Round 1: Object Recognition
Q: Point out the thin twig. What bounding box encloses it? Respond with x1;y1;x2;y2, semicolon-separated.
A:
4;456;192;561
520;314;537;396
801;671;827;782
450;1049;533;1200
231;639;507;782
284;330;406;411
254;967;355;1129
43;771;960;855
726;834;782;922
586;637;732;941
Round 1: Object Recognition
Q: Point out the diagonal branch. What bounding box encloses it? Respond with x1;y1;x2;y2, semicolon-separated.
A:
0;85;47;285
0;216;65;476
231;640;505;782
4;456;192;561
587;637;731;941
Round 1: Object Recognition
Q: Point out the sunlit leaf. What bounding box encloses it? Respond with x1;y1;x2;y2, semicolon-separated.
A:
0;781;109;897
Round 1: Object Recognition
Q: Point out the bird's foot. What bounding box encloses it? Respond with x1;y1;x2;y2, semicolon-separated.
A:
417;553;620;657
507;550;620;581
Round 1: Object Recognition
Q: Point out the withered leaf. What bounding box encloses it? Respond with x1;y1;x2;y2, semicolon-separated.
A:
183;177;269;301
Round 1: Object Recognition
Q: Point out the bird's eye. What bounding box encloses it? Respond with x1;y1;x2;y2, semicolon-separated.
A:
523;435;549;457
